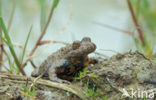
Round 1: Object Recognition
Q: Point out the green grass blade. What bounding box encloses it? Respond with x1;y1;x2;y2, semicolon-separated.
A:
52;0;60;9
0;0;2;41
19;90;33;99
142;0;149;8
12;62;20;74
21;26;32;65
0;17;25;75
0;17;18;63
0;17;13;44
22;84;32;95
32;82;35;97
39;0;46;31
0;0;2;17
0;34;9;44
7;0;16;32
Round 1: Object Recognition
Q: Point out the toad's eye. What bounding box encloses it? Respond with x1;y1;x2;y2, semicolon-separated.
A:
72;40;81;50
81;37;91;42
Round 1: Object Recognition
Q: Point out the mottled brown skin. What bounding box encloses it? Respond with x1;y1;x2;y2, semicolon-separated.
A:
31;37;97;82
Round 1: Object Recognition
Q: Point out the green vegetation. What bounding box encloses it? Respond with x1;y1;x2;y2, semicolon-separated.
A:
144;97;147;100
130;0;156;57
84;80;100;99
0;0;60;75
102;95;107;100
19;82;36;100
74;68;98;81
0;17;25;75
74;68;88;80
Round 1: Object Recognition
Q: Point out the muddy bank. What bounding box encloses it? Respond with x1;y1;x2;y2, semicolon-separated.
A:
0;51;156;100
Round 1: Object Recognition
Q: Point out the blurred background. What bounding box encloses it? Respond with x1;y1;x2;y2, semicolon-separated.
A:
0;0;156;75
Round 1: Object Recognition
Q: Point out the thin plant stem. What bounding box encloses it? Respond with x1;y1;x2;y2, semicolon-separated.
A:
29;1;59;56
127;0;145;46
7;0;16;32
94;22;133;35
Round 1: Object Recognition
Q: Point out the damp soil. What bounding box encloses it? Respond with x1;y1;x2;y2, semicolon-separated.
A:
0;51;156;100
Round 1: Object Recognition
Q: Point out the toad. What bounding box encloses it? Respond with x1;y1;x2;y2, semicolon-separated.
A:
31;37;97;82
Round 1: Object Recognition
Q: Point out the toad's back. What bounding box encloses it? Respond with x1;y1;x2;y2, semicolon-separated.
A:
31;44;73;77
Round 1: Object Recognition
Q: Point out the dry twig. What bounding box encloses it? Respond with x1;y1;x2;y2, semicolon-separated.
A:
0;73;86;100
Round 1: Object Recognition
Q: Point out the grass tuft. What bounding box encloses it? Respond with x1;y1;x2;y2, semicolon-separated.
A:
0;17;25;75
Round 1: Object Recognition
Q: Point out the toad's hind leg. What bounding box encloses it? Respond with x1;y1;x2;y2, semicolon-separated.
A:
48;67;69;83
31;68;40;77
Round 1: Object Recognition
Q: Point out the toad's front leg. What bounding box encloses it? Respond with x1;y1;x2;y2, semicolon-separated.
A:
31;68;40;77
48;67;70;83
